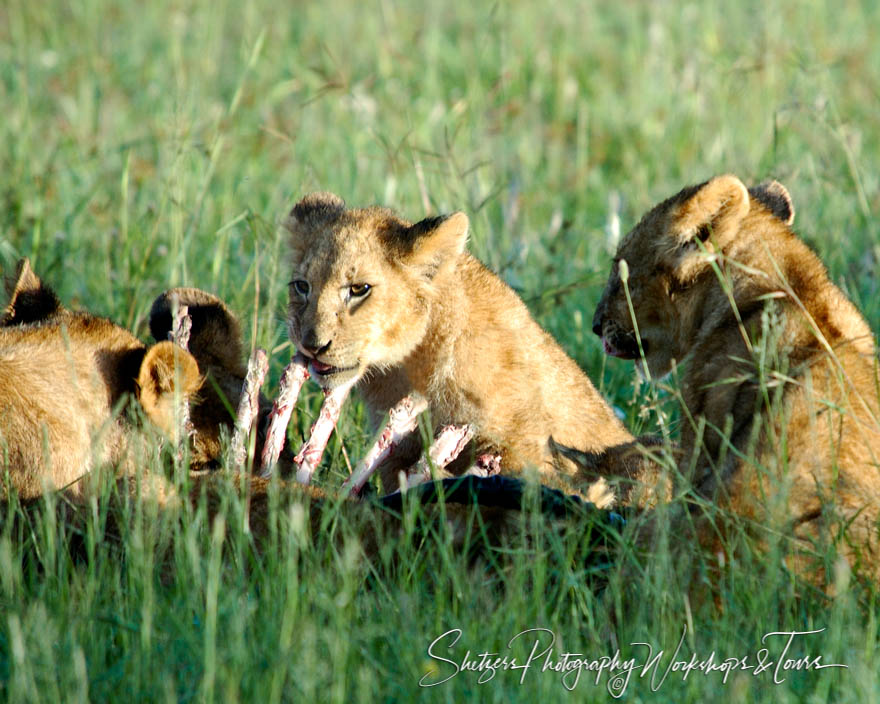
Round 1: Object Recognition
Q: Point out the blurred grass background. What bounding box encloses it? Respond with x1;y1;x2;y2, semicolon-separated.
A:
1;0;879;700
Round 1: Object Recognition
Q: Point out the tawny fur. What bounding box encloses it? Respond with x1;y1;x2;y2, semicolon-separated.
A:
549;434;673;509
593;175;880;586
0;261;282;499
284;193;632;502
1;314;155;497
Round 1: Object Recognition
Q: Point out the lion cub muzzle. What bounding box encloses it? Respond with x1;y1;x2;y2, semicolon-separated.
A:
592;276;641;361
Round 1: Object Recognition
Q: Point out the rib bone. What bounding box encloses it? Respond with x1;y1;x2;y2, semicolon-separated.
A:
405;424;475;489
259;354;310;477
293;379;356;485
169;294;193;458
230;348;269;469
169;293;192;351
342;394;429;496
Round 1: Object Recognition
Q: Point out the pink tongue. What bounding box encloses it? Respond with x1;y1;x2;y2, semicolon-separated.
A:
311;359;332;373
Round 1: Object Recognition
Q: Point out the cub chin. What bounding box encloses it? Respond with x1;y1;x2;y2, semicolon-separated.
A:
593;175;880;589
284;192;634;500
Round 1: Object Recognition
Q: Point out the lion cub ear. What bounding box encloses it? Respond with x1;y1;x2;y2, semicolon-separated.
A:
136;341;202;435
404;212;469;279
669;175;750;282
748;180;794;226
675;174;750;247
2;257;63;326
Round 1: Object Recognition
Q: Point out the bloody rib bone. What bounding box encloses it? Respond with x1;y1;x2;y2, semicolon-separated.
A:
259;355;310;477
169;293;192;351
169;295;193;457
230;348;269;469
341;394;429;496
404;424;475;488
294;379;356;485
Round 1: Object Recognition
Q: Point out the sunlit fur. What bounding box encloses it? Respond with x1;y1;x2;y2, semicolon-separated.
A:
594;176;880;587
284;193;633;500
0;262;283;499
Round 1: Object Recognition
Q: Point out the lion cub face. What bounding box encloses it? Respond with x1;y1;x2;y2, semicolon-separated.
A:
284;192;468;389
592;175;794;379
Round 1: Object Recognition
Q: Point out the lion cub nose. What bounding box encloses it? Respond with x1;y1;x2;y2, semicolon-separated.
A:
591;310;604;337
300;330;332;357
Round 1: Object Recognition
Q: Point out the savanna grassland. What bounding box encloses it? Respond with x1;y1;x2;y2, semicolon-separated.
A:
1;0;879;701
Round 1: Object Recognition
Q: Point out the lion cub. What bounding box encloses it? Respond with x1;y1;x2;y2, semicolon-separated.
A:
593;175;880;585
0;260;280;499
284;193;633;498
0;260;198;498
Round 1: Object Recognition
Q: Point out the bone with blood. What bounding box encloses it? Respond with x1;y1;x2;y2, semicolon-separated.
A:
230;348;269;469
342;394;429;495
259;354;310;477
293;380;355;484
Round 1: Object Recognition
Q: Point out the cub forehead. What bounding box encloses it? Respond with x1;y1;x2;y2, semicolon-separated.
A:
288;201;412;273
308;207;409;244
616;216;670;266
292;225;395;283
615;182;711;256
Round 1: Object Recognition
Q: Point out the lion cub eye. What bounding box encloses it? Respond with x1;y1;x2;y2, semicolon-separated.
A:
290;280;310;298
349;283;371;298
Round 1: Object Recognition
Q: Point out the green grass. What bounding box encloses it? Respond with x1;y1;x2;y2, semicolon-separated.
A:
2;0;879;700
